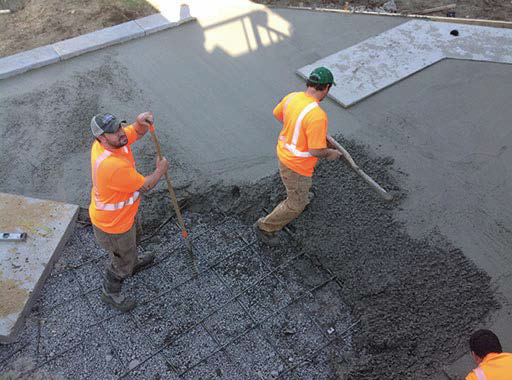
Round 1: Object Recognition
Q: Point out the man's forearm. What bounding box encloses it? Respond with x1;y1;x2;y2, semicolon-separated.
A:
310;148;334;158
134;121;148;140
310;147;342;161
139;168;165;193
133;112;154;140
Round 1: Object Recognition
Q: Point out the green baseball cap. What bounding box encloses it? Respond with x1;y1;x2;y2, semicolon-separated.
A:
308;67;336;86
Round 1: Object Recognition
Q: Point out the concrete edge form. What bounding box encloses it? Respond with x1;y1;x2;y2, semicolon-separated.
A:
0;46;60;80
0;204;79;344
52;21;146;60
0;14;196;80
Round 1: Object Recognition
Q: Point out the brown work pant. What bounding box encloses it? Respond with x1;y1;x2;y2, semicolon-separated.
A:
258;161;312;232
92;215;143;280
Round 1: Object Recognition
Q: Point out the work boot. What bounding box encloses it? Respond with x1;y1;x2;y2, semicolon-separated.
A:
308;190;315;203
101;291;137;312
304;190;316;211
133;252;156;275
253;221;282;247
101;269;136;312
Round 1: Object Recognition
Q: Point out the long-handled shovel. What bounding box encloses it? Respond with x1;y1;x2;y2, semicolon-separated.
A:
149;125;197;272
327;135;393;202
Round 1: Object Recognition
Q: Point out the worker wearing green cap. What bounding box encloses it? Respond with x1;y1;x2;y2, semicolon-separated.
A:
255;67;342;246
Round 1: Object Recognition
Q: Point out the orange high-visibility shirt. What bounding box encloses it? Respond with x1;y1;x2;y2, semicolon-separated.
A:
88;125;146;234
274;91;328;177
466;353;512;380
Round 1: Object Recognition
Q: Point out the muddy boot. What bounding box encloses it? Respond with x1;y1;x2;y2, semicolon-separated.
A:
133;252;155;275
101;269;136;312
308;190;315;203
304;190;316;211
253;222;282;247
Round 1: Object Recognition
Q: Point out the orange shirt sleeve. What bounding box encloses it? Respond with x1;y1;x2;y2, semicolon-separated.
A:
465;371;477;380
124;125;138;145
274;93;294;122
273;100;285;122
304;108;327;150
106;158;145;193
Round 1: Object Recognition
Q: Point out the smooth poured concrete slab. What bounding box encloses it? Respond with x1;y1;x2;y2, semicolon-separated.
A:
346;57;512;376
298;19;512;107
0;193;78;343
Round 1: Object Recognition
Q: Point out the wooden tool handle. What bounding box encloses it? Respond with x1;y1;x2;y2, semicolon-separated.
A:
327;135;358;169
149;127;188;236
327;135;393;202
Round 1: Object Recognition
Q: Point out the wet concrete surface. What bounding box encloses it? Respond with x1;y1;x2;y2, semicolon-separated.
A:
0;7;405;207
0;2;511;379
345;58;512;364
0;143;501;379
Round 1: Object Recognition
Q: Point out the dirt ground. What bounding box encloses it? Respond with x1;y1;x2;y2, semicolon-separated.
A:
1;0;512;59
0;0;158;58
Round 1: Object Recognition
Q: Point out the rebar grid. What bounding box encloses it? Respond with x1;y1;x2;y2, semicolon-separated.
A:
238;217;355;378
215;203;357;377
2;206;357;380
117;205;357;378
120;276;336;379
276;318;361;379
119;244;311;377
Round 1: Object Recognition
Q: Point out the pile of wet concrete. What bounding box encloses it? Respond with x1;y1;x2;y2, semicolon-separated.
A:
165;136;499;379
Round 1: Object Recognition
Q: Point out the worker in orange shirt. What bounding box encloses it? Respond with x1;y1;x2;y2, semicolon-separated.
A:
466;329;512;379
255;67;342;246
89;112;169;311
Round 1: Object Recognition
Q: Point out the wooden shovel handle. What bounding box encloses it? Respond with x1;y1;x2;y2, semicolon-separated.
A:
327;135;393;202
149;126;188;237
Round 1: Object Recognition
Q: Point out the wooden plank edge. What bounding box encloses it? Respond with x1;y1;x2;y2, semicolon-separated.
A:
269;6;512;29
417;4;456;15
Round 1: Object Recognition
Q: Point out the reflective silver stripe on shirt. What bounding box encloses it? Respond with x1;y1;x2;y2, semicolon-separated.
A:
474;366;486;380
92;148;140;211
283;92;297;125
283;143;313;157
94;191;140;211
93;150;112;193
283;101;318;158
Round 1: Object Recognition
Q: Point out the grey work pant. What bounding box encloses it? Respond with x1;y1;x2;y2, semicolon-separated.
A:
92;215;143;280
